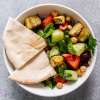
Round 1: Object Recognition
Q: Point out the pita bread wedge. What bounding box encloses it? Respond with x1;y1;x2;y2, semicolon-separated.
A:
9;51;56;84
3;18;47;69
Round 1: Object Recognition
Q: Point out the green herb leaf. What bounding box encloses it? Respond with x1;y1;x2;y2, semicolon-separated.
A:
33;27;40;33
64;35;70;43
37;29;45;37
64;30;69;35
58;67;64;77
55;66;65;77
47;38;56;47
44;23;55;33
42;78;56;89
45;28;54;38
87;35;97;53
44;23;55;38
58;40;68;53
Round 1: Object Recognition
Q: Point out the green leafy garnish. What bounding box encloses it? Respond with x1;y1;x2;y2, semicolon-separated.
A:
33;27;40;33
37;30;45;37
44;23;55;38
47;38;56;47
64;35;70;43
44;23;55;33
58;67;64;77
87;35;97;53
57;35;70;53
55;65;66;77
35;23;55;38
58;40;68;53
64;30;69;35
42;78;56;89
45;28;54;38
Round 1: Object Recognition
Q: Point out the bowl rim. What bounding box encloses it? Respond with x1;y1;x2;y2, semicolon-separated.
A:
3;3;97;97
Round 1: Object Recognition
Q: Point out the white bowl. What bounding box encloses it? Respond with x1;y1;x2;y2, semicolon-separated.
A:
3;4;97;97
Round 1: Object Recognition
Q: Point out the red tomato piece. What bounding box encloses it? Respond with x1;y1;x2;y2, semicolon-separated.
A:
54;75;67;83
42;16;53;26
63;54;80;70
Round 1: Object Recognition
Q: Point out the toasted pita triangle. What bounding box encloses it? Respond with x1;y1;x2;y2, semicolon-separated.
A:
9;51;56;84
3;18;47;69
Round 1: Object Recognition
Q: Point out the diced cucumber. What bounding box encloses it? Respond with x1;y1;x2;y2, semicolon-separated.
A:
73;43;86;56
49;46;60;57
64;70;78;81
52;29;64;42
68;43;86;56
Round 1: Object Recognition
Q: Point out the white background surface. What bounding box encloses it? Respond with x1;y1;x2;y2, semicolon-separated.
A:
0;0;100;100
